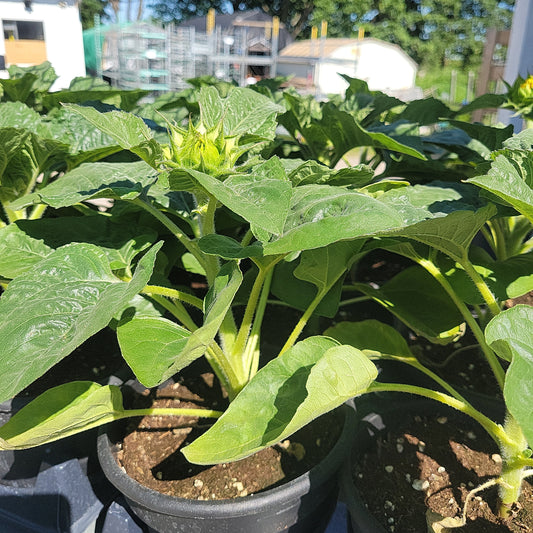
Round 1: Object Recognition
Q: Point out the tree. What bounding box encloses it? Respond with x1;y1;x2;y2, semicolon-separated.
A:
309;0;515;68
79;0;109;29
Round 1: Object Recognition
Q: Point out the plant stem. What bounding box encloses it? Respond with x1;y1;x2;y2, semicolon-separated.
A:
244;267;274;379
459;258;501;316
339;296;372;307
498;414;529;517
147;293;198;332
278;290;325;357
366;382;513;448
371;354;474;407
28;203;47;220
418;258;506;390
131;197;211;280
142;285;203;309
116;407;223;420
205;342;244;400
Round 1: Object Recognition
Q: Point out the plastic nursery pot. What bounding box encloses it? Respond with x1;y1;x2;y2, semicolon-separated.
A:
97;403;356;533
340;393;505;533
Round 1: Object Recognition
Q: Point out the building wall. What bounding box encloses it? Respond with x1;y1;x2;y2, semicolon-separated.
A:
0;0;85;88
320;40;416;95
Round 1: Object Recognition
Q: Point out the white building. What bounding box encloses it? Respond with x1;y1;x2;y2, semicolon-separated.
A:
0;0;85;89
278;37;419;99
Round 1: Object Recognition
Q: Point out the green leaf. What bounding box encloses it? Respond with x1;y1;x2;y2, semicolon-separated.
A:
467;150;533;223
0;128;67;205
64;105;163;167
0;382;124;450
183;336;377;464
163;261;243;377
262;185;404;255
221;87;284;138
352;266;465;344
380;182;495;262
447;120;513;152
198;234;263;259
294;240;362;293
0;217;157;278
117;317;191;387
10;161;159;210
178;163;292;235
324;319;414;358
0;242;162;403
485;305;533;446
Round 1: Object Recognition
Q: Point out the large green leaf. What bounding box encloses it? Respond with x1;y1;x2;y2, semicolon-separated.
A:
183;336;377;464
0;382;125;450
10;161;159;210
0;242;161;403
0;216;157;278
467;150;533;223
64;105;163;167
485;305;533;446
262;185;404;255
379;182;495;262
178;160;292;235
42;89;149;112
352;266;465;344
117;316;191;387
324;319;414;358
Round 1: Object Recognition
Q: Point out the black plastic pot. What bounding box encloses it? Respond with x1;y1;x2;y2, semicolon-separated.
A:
97;404;356;533
340;393;505;533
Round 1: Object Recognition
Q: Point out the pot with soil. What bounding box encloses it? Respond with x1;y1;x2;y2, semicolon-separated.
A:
97;375;356;532
341;394;533;533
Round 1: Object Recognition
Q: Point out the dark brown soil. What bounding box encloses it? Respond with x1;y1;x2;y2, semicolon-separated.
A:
117;372;343;500
354;411;533;532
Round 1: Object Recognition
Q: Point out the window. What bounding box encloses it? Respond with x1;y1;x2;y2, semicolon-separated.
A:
3;20;44;40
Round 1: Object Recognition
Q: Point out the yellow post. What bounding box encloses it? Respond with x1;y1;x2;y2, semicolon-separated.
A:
273;16;280;38
320;20;328;38
311;26;318;40
358;27;365;40
207;8;215;35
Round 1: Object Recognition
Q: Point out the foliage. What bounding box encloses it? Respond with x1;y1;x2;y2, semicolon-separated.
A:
0;65;532;520
79;0;110;29
502;75;533;126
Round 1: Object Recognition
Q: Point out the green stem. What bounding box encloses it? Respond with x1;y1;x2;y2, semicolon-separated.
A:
147;293;198;332
481;225;497;256
28;203;47;220
244;267;274;379
278;290;325;357
498;414;529;517
418;258;506;390
205;342;244;400
142;285;203;309
372;355;474;407
367;382;512;448
3;206;24;223
459;258;501;316
131;197;210;279
490;218;509;261
339;296;371;307
115;407;223;420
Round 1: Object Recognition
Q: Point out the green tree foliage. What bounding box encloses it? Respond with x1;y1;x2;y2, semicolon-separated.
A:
310;0;515;67
79;0;110;29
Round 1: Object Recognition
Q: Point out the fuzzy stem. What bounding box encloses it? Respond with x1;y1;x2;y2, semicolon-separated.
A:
142;285;203;309
498;414;530;517
459;259;501;316
28;203;47;220
366;382;512;448
418;258;506;390
278;290;325;357
115;407;223;420
146;294;198;332
131;197;211;279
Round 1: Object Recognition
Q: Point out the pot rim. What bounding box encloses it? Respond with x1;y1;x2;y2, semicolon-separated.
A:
97;402;356;518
